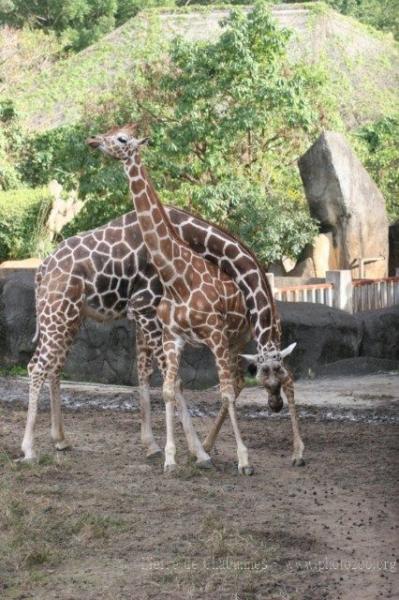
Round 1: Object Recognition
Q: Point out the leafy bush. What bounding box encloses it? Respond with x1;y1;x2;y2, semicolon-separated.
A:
0;187;53;261
356;115;399;221
166;177;319;263
0;1;176;51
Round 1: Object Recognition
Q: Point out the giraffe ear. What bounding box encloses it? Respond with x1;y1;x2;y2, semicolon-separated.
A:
239;354;258;365
138;137;150;146
280;342;297;358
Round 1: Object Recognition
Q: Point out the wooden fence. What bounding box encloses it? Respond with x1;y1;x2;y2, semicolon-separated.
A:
268;271;399;313
352;277;399;312
274;283;334;306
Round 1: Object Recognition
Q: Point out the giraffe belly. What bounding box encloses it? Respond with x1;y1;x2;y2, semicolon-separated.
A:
82;302;127;322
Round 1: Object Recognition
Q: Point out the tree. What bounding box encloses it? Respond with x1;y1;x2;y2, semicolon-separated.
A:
130;3;330;261
357;116;399;221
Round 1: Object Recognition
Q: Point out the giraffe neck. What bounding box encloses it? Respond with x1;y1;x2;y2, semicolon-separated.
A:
124;154;189;288
246;282;280;353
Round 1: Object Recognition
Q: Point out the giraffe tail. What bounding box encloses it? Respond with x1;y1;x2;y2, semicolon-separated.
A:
32;266;44;344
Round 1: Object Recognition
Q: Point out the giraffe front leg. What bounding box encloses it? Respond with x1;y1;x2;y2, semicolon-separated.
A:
214;343;253;475
162;332;184;474
175;380;212;468
203;351;244;454
283;376;305;467
203;405;228;453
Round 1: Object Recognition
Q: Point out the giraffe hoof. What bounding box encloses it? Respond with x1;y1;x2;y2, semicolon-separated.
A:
164;464;177;475
196;459;213;470
15;455;37;464
238;465;254;476
55;441;71;452
146;448;163;461
292;457;305;467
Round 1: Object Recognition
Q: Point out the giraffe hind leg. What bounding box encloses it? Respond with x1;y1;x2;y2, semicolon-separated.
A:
136;327;162;459
20;287;84;460
49;372;70;451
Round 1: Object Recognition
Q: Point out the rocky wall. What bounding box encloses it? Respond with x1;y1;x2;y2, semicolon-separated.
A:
0;269;398;386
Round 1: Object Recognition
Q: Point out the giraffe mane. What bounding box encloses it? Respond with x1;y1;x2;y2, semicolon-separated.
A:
165;204;277;317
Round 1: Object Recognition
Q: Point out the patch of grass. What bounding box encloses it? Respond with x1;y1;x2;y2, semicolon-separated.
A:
68;513;128;541
38;453;56;466
0;364;28;377
0;449;13;466
25;547;52;567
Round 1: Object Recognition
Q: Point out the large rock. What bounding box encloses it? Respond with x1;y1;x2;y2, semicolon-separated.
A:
0;269;397;385
298;131;389;279
0;269;217;388
356;305;399;361
277;301;362;377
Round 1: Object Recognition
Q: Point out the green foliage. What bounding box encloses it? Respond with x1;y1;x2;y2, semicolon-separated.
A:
170;178;318;263
1;2;397;265
0;104;23;191
115;0;175;26
0;1;117;51
356;116;399;221
282;0;399;40
131;4;331;259
0;0;176;51
16;122;131;238
0;187;52;260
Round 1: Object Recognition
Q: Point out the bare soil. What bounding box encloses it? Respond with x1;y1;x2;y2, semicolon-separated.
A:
0;377;398;600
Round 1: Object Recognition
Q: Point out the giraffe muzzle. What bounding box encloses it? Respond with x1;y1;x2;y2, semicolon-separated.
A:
86;137;101;148
268;394;284;413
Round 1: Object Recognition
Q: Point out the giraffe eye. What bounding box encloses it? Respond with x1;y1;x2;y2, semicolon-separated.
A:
118;136;128;144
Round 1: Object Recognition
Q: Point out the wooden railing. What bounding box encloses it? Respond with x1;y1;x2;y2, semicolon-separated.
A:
268;271;399;313
352;277;399;312
274;282;334;306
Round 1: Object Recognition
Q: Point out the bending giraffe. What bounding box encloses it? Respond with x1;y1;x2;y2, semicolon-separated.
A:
21;139;302;464
87;125;305;475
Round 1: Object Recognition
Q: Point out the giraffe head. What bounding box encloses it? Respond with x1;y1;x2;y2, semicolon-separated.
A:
86;124;149;161
240;342;296;412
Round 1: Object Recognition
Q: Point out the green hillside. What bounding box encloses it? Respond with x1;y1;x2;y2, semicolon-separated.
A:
1;3;398;132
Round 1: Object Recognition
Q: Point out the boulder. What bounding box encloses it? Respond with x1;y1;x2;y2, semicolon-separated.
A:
289;233;336;279
0;269;37;366
0;268;217;387
0;268;397;386
298;131;389;278
288;256;316;279
277;301;362;377
356;305;399;361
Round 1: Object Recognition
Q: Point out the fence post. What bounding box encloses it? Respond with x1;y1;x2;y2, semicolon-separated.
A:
396;268;399;277
326;270;353;313
266;272;275;297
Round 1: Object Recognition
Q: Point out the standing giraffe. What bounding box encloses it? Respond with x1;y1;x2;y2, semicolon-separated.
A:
21;142;302;465
88;125;304;474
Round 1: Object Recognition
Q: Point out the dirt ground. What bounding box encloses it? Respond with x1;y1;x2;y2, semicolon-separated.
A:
0;376;398;600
